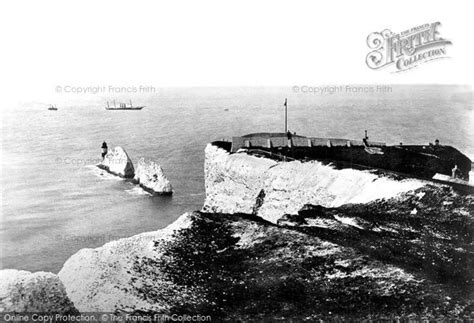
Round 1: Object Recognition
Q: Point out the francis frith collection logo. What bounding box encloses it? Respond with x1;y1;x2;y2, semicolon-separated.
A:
366;22;452;72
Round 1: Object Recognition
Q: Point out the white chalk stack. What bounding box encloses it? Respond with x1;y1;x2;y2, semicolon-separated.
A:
98;147;173;195
99;146;135;178
134;158;173;195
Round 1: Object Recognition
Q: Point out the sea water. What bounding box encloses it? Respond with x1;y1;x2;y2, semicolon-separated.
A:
1;85;472;273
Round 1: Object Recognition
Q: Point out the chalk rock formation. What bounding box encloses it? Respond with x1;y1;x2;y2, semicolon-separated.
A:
203;144;426;223
0;269;77;313
134;158;173;194
99;146;135;178
59;208;474;318
58;213;193;312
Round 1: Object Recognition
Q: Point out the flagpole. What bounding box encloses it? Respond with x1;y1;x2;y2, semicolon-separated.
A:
284;98;288;133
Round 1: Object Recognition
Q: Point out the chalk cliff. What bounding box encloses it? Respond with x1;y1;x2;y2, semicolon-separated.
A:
203;144;426;223
4;143;472;320
99;146;135;178
0;270;77;313
134;158;173;195
58;213;193;312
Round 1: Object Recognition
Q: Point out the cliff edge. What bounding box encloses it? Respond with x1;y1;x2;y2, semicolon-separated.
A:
2;143;472;320
203;144;425;223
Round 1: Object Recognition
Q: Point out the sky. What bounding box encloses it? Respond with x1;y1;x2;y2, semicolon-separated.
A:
0;0;473;106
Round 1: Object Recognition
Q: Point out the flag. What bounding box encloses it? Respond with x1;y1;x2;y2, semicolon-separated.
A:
284;98;287;107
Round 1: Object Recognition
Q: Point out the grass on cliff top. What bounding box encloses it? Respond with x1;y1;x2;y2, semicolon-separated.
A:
126;211;472;320
293;185;474;295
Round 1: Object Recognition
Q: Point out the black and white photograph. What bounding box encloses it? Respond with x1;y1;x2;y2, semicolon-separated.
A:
0;1;473;321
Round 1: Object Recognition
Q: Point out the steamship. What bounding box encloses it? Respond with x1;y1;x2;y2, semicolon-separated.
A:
105;100;144;110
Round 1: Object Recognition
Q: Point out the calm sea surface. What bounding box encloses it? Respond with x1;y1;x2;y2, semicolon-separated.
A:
1;86;472;273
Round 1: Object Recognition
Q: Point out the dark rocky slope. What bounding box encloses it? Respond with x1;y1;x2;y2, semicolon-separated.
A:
125;185;473;320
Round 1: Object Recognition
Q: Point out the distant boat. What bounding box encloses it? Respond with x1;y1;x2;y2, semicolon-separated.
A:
105;100;144;110
48;105;58;111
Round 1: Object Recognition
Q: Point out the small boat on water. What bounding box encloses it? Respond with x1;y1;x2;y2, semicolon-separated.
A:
106;100;144;110
48;104;58;111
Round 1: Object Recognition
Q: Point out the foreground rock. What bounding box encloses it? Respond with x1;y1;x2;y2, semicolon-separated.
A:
203;144;425;223
283;185;474;291
134;158;173;195
58;209;472;320
98;146;135;178
0;269;77;313
58;213;193;312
